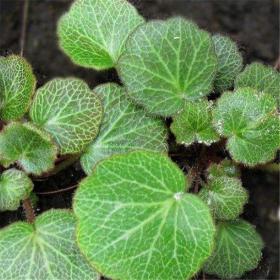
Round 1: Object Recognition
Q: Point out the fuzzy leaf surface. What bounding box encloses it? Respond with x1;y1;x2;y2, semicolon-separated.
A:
203;219;263;279
57;0;144;70
199;176;248;220
0;55;36;121
213;87;279;166
207;160;240;180
212;34;243;92
0;122;57;175
170;100;219;146
74;151;215;280
118;17;217;116
30;78;103;154
235;62;280;104
0;210;98;280
81;83;167;174
0;169;33;211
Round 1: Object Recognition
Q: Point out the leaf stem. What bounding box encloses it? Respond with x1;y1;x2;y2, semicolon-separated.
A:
20;0;29;56
36;184;77;195
22;198;35;223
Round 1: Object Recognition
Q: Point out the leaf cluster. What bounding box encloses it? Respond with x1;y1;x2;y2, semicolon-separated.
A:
0;0;279;279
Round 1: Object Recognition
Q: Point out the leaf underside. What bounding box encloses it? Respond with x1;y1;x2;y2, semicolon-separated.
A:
212;34;243;92
57;0;144;70
118;17;217;116
0;55;36;121
0;169;33;211
74;151;215;280
30;78;103;155
213;87;279;166
203;219;263;279
170;99;219;146
0;210;99;280
80;83;167;174
199;176;248;220
0;122;57;175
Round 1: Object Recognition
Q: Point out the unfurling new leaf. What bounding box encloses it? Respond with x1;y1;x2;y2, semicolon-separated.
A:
170;99;219;146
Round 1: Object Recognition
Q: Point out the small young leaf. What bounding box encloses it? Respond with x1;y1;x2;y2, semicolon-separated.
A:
213;87;279;166
199;176;248;220
118;17;217;116
0;55;36;121
0;169;33;211
235;62;280;104
203;219;263;279
74;151;215;280
212;34;243;92
57;0;144;70
170;100;219;146
0;122;57;175
30;78;103;154
0;209;99;280
207;160;240;180
81;83;167;174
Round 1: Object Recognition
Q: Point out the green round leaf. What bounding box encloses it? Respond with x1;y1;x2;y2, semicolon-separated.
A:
0;122;57;175
213;87;279;166
0;209;99;280
0;169;33;211
170;100;219;146
212;34;243;92
235;62;280;104
57;0;144;70
207;160;240;180
118;17;217;116
203;219;263;279
81;83;167;174
199;176;248;220
30;78;103;154
74;151;215;280
0;55;36;121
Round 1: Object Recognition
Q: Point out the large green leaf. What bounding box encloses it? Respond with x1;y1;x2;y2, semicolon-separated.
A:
199;176;248;220
0;55;36;121
30;78;103;154
118;17;217;116
203;219;263;279
213;87;279;166
0;169;33;211
0;209;98;280
81;83;167;174
57;0;144;70
212;34;243;92
235;62;280;104
170;99;219;146
74;151;215;280
0;122;57;175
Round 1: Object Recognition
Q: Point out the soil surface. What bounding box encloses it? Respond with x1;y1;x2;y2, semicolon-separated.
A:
0;0;279;279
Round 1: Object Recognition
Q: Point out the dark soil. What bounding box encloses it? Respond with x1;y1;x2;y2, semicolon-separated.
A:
0;0;279;279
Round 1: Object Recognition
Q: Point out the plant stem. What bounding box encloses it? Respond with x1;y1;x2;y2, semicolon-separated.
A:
36;184;78;195
20;0;29;56
22;198;35;223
